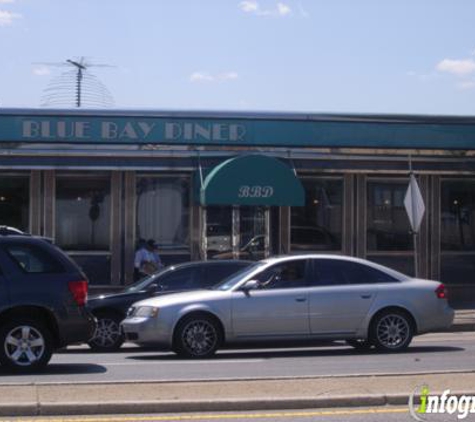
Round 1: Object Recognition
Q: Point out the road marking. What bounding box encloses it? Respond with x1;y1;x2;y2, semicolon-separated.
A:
103;360;265;366
6;407;409;422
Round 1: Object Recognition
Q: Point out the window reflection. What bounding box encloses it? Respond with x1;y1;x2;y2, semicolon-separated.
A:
291;179;342;251
56;176;111;250
367;182;411;251
206;206;269;260
136;177;190;251
239;206;267;260
206;206;232;256
0;176;29;232
441;181;475;251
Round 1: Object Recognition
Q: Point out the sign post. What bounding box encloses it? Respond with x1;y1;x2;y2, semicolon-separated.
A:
404;173;425;278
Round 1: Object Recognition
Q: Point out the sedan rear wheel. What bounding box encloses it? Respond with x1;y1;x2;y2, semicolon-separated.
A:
370;310;413;352
174;315;221;359
0;319;53;373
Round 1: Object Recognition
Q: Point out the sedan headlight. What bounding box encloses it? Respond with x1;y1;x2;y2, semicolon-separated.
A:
134;306;160;318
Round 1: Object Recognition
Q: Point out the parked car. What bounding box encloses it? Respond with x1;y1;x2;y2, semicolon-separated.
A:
0;234;96;372
87;260;252;351
206;224;232;253
122;254;454;358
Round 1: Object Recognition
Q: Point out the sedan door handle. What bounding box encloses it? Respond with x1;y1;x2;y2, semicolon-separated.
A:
295;297;307;302
360;294;372;299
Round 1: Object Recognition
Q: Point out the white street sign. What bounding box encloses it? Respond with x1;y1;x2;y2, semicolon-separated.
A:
404;174;425;233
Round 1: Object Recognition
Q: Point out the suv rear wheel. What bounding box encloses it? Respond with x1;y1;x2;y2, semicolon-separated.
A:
0;319;53;373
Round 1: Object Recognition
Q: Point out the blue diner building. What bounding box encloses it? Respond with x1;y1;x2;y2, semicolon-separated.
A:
0;109;474;307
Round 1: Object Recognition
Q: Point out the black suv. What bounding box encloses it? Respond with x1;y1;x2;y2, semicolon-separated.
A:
0;235;96;372
88;260;252;352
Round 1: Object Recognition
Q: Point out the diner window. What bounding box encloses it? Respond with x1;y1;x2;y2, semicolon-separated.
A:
291;179;342;251
440;180;475;287
441;181;475;251
136;176;190;251
367;182;412;251
0;176;29;232
56;176;111;251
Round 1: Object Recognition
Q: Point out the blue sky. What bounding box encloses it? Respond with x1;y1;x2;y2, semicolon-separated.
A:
1;0;475;115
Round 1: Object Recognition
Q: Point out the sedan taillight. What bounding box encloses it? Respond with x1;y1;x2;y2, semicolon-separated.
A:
69;280;88;306
435;283;447;300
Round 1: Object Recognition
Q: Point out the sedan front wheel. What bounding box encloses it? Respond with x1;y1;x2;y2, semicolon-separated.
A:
174;315;222;359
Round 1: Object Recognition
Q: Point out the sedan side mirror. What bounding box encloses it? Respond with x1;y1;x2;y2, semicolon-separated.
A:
241;279;260;292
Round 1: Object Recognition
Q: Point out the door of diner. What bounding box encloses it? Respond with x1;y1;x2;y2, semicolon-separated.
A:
204;206;272;260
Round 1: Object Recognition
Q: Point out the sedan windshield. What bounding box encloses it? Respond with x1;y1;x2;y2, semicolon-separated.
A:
212;262;263;291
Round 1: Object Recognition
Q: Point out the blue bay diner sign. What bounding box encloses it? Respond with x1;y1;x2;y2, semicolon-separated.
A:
1;109;475;149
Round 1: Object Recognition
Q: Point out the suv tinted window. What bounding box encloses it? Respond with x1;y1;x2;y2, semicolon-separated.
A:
5;244;65;274
159;266;200;290
204;263;249;287
255;260;308;289
312;259;398;286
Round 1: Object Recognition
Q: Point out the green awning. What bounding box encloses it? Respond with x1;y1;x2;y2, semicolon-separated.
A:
200;155;305;206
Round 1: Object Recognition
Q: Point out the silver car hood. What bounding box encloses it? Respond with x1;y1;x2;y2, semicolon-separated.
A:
132;289;226;308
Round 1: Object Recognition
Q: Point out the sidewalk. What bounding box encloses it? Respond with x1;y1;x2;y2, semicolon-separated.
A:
1;371;475;417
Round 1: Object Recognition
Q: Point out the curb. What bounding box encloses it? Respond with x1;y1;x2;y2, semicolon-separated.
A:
2;392;475;417
2;368;475;387
447;325;474;332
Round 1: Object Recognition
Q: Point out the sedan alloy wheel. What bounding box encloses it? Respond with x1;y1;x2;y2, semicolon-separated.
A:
371;311;413;352
175;316;221;358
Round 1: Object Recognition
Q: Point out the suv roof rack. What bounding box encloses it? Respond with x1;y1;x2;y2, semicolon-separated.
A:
0;226;29;236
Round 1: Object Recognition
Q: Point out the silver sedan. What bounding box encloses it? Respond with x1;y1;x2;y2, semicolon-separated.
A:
121;255;454;358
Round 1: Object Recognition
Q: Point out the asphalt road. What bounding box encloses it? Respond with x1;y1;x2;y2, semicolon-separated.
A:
0;332;474;384
5;407;456;422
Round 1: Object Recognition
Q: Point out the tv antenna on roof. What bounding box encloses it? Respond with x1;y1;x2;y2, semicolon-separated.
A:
35;57;115;108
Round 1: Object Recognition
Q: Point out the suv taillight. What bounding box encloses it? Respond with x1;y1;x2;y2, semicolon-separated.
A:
69;280;88;306
435;283;447;300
